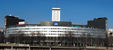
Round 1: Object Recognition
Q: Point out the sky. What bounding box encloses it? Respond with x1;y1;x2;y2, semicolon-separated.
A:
0;0;113;28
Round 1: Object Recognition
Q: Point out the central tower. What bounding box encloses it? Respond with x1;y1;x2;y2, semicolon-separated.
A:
52;8;60;21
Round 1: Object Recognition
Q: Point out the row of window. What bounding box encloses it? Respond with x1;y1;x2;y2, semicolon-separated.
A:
7;27;91;30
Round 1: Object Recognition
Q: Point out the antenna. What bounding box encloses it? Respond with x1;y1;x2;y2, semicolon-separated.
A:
9;8;11;15
8;13;12;16
8;8;14;16
55;0;58;8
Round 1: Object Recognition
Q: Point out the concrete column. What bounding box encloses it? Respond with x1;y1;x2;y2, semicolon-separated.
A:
11;46;13;50
29;46;30;50
50;47;52;50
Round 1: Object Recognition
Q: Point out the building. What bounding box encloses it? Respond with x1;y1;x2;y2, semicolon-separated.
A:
52;8;60;21
107;29;113;47
6;23;106;46
107;29;113;37
87;17;107;30
5;8;107;47
0;29;4;43
5;15;25;27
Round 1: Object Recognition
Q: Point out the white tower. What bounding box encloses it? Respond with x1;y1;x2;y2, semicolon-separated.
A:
52;8;60;21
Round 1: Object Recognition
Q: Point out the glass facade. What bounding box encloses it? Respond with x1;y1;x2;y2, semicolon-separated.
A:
6;25;107;46
6;25;106;38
